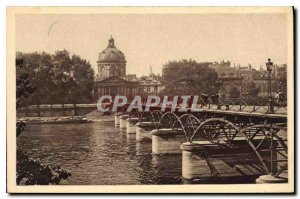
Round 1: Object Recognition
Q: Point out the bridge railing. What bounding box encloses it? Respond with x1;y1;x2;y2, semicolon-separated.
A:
198;97;287;114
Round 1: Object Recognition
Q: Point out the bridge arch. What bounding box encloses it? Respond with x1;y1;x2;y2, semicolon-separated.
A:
131;110;288;176
189;118;287;175
138;109;163;129
190;118;240;143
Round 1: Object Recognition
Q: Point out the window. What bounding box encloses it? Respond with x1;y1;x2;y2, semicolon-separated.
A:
154;85;158;93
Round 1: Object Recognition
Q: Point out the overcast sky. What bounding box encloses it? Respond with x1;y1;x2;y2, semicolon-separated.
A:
16;13;288;76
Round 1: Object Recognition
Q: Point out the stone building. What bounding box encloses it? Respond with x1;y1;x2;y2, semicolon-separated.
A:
210;61;287;98
94;37;139;99
94;36;165;99
96;36;126;80
138;73;164;95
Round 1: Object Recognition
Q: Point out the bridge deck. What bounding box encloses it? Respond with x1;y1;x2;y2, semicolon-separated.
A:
20;103;287;120
190;107;287;119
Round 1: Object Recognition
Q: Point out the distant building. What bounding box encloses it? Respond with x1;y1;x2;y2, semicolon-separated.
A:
94;36;139;99
94;36;164;99
138;73;164;94
210;61;287;98
96;36;126;80
125;74;139;82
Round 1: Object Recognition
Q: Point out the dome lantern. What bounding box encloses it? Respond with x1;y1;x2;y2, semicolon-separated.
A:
97;36;126;63
108;36;116;48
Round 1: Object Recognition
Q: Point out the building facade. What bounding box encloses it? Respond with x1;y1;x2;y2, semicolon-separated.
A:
138;73;164;95
94;37;164;99
96;37;126;80
210;61;287;98
94;37;139;99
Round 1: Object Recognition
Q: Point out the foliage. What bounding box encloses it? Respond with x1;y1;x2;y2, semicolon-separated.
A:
16;55;71;185
16;56;36;108
161;59;221;95
17;148;71;185
246;82;261;98
16;50;95;107
229;87;240;98
149;73;163;81
16;121;26;137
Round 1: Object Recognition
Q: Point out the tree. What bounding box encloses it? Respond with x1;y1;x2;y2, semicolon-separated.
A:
18;52;56;106
246;82;260;98
52;50;73;104
229;87;240;98
69;54;95;103
16;55;71;185
161;59;221;95
16;149;71;185
16;57;36;108
16;50;95;106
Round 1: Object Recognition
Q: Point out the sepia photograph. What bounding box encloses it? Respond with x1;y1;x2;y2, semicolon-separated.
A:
6;6;294;193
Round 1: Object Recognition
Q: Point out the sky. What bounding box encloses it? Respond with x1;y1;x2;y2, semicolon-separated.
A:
15;13;288;76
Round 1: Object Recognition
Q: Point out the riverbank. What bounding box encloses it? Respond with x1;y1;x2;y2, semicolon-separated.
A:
17;104;97;118
85;110;115;122
17;113;116;124
17;116;93;125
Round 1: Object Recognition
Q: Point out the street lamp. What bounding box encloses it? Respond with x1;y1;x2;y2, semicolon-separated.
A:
266;58;274;114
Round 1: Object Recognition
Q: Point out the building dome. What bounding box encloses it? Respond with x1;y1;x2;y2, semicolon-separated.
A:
97;37;126;63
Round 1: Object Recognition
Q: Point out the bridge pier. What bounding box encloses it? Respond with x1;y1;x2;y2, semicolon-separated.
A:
114;113;122;127
119;115;129;130
126;133;136;140
135;122;156;142
180;140;267;181
151;129;186;154
126;118;139;134
181;141;217;180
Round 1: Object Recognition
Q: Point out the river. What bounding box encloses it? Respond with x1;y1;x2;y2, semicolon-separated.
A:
17;121;183;185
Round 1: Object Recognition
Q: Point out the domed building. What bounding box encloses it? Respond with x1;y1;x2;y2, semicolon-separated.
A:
94;36;139;99
97;36;126;79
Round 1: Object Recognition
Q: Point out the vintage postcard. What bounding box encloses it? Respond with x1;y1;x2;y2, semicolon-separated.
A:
7;7;294;193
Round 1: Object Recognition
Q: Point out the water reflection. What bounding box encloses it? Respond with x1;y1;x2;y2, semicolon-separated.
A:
126;133;136;140
18;121;183;185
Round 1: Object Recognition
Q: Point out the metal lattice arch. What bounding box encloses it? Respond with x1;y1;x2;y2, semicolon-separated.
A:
128;109;288;176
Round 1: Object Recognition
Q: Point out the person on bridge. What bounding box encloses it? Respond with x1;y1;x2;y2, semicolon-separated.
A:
210;94;219;104
200;93;208;108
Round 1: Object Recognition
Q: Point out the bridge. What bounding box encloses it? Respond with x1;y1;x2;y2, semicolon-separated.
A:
115;97;288;183
18;96;288;183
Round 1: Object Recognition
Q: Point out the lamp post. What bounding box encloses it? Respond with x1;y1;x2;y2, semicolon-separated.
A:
266;58;274;114
255;63;289;184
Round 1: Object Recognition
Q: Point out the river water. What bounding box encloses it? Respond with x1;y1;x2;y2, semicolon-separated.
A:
17;121;183;185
